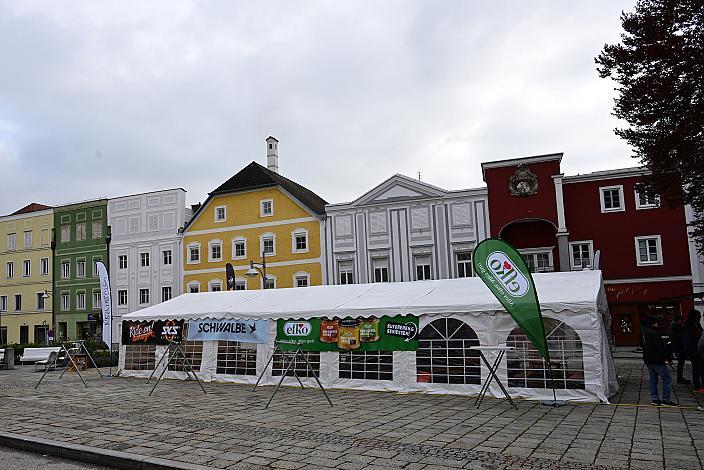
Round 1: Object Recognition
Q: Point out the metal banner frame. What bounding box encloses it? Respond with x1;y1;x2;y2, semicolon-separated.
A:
35;341;104;389
253;341;332;409
147;340;206;396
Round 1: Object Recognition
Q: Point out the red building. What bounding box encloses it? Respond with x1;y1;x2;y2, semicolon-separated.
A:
482;154;694;346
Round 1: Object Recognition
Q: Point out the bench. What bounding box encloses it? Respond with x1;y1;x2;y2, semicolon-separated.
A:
0;348;15;370
20;347;61;365
35;351;60;372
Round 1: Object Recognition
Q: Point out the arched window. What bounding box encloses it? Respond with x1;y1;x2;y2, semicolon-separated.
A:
506;317;585;389
416;318;480;384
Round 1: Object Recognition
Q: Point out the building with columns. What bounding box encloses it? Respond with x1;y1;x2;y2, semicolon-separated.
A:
324;174;489;285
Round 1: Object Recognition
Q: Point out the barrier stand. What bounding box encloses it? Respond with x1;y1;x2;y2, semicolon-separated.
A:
253;341;332;409
35;341;104;389
149;340;206;396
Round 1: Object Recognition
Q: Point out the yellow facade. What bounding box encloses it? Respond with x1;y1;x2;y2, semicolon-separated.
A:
183;187;324;291
0;208;54;344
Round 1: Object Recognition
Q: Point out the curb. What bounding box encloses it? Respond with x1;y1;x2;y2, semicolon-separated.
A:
0;431;214;470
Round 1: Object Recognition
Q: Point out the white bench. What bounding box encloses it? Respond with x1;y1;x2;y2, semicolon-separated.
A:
20;347;61;365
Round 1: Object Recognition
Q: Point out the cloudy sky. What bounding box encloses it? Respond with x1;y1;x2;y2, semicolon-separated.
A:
0;0;636;213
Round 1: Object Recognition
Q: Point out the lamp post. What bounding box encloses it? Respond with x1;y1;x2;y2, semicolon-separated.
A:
42;290;53;344
245;252;270;289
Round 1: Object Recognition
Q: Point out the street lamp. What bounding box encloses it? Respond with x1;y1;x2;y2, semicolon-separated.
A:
245;251;271;289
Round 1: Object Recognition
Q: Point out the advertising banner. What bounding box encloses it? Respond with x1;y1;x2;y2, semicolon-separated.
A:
473;238;550;361
121;319;185;345
276;315;419;352
187;319;269;343
96;261;112;350
225;263;236;291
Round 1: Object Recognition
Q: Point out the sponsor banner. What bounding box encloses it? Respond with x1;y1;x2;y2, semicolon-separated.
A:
225;263;236;291
473;238;549;361
96;261;112;349
187;319;268;343
121;319;185;345
276;315;419;352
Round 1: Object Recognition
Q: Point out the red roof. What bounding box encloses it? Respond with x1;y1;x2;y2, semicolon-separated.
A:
11;203;52;215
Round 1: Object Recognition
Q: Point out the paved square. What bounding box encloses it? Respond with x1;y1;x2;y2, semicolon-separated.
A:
1;357;703;469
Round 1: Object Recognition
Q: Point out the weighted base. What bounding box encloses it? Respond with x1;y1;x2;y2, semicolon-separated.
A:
541;400;567;407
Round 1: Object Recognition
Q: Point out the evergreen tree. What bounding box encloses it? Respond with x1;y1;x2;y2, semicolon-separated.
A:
596;0;704;253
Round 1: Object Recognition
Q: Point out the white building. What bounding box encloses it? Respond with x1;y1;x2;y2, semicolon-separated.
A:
324;174;489;285
107;189;191;342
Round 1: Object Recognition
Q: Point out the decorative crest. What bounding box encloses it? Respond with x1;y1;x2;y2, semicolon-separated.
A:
509;164;538;196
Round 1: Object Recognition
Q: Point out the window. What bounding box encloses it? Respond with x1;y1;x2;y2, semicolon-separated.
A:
0;296;7;312
5;261;13;279
339;351;393;381
168;341;203;371
599;185;625;212
188;283;200;293
569;241;594;270
519;249;554;273
124;345;156;371
139;288;150;304
263;276;275;290
456;252;473;278
7;233;16;250
162;286;172;302
261;234;275;255
635;236;663;266
507;317;585;390
76;292;85;310
61;225;70;243
210;281;222;292
93;292;102;310
118;255;128;269
235;279;246;291
416;318;480;384
339;261;354;285
292;230;308;253
232;239;246;259
415;255;432;281
13;294;21;311
215;206;226;222
61;261;70;279
118;290;128;305
162;250;172;265
188;244;200;263
40;258;49;276
272;350;320;377
92;221;102;239
635;189;660;209
23;231;32;249
260;199;273;217
37;293;46;310
209;240;222;262
76;223;86;241
22;260;30;277
294;272;309;288
77;260;86;278
61;293;70;311
217;341;257;375
373;258;389;283
140;252;150;267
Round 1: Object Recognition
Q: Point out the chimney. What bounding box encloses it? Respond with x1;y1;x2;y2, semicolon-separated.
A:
266;136;279;173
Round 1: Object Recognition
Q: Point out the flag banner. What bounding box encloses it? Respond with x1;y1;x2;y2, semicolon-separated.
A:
275;315;419;352
96;261;112;350
121;319;185;345
225;263;236;291
187;319;268;343
473;238;550;361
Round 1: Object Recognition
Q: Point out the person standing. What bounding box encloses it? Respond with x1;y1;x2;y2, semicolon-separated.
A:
683;309;704;392
669;314;689;384
641;316;678;406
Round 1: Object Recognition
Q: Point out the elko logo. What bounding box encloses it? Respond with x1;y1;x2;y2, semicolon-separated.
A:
284;321;312;336
486;251;529;297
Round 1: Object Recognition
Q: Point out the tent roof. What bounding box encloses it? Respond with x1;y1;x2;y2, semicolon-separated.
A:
123;270;604;322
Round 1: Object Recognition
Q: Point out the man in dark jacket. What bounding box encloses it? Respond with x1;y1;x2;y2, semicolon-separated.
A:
669;314;689;384
642;316;678;406
682;309;704;392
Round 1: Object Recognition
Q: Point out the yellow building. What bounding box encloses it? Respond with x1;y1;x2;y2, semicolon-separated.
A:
0;203;54;345
183;137;327;292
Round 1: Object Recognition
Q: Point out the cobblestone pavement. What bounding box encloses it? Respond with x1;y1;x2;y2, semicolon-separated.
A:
0;358;703;470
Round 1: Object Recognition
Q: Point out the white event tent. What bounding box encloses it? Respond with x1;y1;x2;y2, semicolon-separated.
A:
119;270;619;403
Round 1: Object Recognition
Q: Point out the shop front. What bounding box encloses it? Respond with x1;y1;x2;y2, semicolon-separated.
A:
119;271;618;403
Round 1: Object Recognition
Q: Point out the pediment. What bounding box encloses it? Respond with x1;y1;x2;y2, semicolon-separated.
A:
352;174;447;206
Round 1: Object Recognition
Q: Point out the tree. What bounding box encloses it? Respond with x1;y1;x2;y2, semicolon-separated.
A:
596;0;704;254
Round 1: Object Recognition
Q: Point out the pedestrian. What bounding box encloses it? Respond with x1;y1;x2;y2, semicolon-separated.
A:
669;313;689;384
683;309;704;392
641;316;678;406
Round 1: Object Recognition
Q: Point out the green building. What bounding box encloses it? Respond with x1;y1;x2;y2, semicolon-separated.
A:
53;199;108;341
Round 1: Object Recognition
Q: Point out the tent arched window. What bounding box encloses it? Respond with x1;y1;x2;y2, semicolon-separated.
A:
506;317;585;389
416;318;480;384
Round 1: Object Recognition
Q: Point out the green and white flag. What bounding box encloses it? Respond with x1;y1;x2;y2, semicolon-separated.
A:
473;238;550;361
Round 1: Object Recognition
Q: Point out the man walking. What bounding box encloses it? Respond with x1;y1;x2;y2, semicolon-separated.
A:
642;316;678;406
